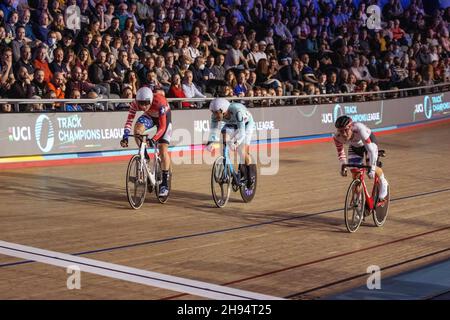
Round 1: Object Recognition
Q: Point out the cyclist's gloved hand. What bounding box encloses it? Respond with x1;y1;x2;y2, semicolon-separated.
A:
368;166;376;179
120;129;130;148
205;141;215;152
340;162;347;177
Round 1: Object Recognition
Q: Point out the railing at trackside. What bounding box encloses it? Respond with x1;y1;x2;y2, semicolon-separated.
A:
1;82;449;113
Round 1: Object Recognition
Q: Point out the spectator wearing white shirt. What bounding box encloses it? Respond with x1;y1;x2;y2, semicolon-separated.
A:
224;37;248;70
182;70;206;99
187;36;202;61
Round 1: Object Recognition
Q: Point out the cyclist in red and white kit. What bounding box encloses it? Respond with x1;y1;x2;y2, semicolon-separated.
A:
120;87;172;197
333;115;389;200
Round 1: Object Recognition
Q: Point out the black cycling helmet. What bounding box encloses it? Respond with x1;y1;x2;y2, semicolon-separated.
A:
335;115;352;128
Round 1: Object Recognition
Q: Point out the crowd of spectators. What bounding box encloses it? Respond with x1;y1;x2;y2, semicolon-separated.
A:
0;0;449;112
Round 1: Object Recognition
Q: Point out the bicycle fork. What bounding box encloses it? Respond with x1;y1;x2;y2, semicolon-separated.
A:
140;143;156;186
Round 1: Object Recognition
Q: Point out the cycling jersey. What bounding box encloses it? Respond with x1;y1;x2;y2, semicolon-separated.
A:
124;92;172;143
333;122;378;168
209;102;255;145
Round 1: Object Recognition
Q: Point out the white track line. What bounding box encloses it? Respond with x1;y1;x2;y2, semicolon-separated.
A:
0;240;284;300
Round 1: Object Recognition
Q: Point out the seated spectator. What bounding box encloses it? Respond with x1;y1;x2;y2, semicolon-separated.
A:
182;70;206;106
66;66;96;97
49;47;69;76
48;72;66;101
88;50;119;95
14;44;34;79
114;50;132;83
224;37;249;71
1;102;12;113
189;56;209;93
164;52;179;79
154;55;172;93
326;71;341;102
233;71;250;97
349;56;374;83
1;48;15;90
34;12;50;42
33;46;53;83
7;66;34;105
76;48;93;73
66;90;83;112
115;85;133;111
29;95;45;112
31;68;49;98
120;70;138;97
167;73;192;108
255;58;282;90
11;26;28;63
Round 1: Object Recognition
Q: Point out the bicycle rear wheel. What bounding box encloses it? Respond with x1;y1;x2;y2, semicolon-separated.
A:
373;184;390;227
239;164;257;203
155;158;171;204
344;179;365;233
126;155;147;209
211;156;231;208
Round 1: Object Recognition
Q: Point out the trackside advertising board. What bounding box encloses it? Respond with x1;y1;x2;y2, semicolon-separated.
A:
1;92;449;157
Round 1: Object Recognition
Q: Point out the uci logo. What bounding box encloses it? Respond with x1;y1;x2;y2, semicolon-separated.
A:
321;104;344;124
35;115;55;153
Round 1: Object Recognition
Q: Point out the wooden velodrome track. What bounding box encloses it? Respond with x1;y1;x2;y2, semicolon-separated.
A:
0;120;449;300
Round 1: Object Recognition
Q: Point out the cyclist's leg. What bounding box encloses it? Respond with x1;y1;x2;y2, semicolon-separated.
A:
367;134;389;200
220;124;235;153
156;120;172;195
243;121;255;187
349;146;364;192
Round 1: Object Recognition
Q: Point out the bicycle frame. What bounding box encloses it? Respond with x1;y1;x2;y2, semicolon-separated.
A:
350;167;379;211
129;134;159;187
222;143;241;186
343;163;382;211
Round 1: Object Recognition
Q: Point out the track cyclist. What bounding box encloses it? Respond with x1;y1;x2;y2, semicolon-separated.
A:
206;98;256;189
120;87;172;197
333;115;389;200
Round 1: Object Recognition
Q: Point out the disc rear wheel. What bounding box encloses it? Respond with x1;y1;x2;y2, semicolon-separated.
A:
373;184;390;227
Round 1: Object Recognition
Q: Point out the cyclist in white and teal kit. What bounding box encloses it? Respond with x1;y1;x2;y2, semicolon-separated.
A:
206;98;256;188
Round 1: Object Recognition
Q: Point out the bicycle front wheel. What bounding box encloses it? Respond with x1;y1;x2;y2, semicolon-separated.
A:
344;179;365;233
373;184;390;227
126;155;147;210
211;156;231;208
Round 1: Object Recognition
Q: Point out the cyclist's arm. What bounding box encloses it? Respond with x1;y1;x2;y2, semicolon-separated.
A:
363;136;378;169
333;135;347;166
355;123;378;168
207;113;221;143
124;101;138;134
234;111;246;146
152;107;167;141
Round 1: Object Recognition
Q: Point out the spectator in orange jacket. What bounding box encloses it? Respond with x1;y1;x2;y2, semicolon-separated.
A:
33;46;53;83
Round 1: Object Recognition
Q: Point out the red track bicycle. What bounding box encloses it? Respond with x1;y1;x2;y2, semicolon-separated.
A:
342;150;390;233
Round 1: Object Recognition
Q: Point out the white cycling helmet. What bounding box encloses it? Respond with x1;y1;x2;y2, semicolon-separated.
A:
209;98;230;113
136;87;153;106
